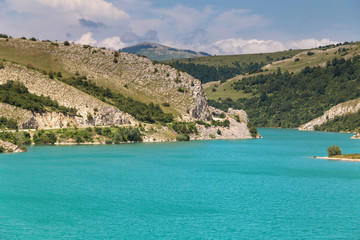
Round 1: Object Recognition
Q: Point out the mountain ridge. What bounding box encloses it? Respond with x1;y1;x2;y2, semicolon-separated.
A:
120;42;211;61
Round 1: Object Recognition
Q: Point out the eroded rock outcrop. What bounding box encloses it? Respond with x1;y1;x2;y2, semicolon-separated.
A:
194;107;255;140
299;98;360;131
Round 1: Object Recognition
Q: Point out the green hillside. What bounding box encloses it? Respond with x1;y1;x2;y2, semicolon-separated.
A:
207;50;360;128
205;42;360;100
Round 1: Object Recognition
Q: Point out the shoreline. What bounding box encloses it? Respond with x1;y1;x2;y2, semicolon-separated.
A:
314;156;360;162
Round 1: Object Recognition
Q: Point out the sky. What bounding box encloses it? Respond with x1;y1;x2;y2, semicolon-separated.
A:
0;0;359;55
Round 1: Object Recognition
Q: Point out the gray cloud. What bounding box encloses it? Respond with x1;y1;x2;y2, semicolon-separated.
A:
79;18;106;29
182;29;210;45
121;30;158;44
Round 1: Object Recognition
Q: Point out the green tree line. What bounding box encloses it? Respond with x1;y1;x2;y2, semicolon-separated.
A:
0;81;77;115
168;61;265;83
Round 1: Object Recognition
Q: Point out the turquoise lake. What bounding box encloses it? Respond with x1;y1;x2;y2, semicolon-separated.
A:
1;128;360;239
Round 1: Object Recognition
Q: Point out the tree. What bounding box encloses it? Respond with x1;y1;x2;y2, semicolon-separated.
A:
327;145;342;157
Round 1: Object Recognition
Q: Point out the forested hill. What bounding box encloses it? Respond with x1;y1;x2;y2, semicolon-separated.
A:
208;55;360;128
166;49;305;83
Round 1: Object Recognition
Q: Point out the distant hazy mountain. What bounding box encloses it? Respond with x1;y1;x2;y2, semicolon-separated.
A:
120;42;211;61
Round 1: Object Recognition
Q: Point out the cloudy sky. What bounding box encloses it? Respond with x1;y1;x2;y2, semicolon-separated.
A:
0;0;359;54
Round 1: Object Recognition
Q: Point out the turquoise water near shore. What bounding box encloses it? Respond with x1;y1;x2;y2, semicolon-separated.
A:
1;128;360;239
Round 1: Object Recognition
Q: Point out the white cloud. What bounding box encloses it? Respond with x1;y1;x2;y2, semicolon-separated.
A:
211;38;285;55
36;0;129;20
288;38;337;49
98;36;127;50
76;32;97;45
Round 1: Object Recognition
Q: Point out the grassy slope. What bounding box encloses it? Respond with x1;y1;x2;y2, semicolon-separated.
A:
166;49;305;66
0;38;199;117
205;43;360;101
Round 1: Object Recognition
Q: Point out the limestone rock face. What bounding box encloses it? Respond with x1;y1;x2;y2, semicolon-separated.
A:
228;108;249;123
299;98;360;131
196;118;252;140
195;107;254;140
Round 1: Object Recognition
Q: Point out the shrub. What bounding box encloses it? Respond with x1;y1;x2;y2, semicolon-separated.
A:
247;122;258;138
29;37;37;41
294;58;300;62
177;87;185;92
209;134;215;139
48;71;54;79
64;41;70;46
20;145;27;152
0;62;4;69
105;139;113;144
176;133;190;141
162;102;170;107
327;145;342;157
0;146;5;153
87;113;93;121
113;58;118;63
217;129;222;135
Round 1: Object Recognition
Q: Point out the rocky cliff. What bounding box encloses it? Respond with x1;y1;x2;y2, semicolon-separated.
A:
0;38;255;143
1;38;211;120
299;98;360;131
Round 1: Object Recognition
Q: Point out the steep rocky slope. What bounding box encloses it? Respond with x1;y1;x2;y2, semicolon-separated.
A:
299;98;360;131
0;62;135;128
0;38;211;120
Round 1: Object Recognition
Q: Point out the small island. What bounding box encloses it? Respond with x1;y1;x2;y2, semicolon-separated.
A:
314;145;360;162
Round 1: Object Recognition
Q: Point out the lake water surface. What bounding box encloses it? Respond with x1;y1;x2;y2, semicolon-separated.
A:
1;129;360;239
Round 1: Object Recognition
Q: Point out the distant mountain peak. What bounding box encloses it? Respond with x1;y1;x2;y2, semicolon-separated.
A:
120;42;211;61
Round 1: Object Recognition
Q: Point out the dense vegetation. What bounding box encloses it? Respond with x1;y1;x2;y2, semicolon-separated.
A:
56;126;142;144
314;110;360;132
0;81;77;115
169;61;265;83
0;117;18;129
33;130;57;144
0;131;31;146
59;75;173;123
0;126;143;148
170;122;198;134
209;56;360;128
